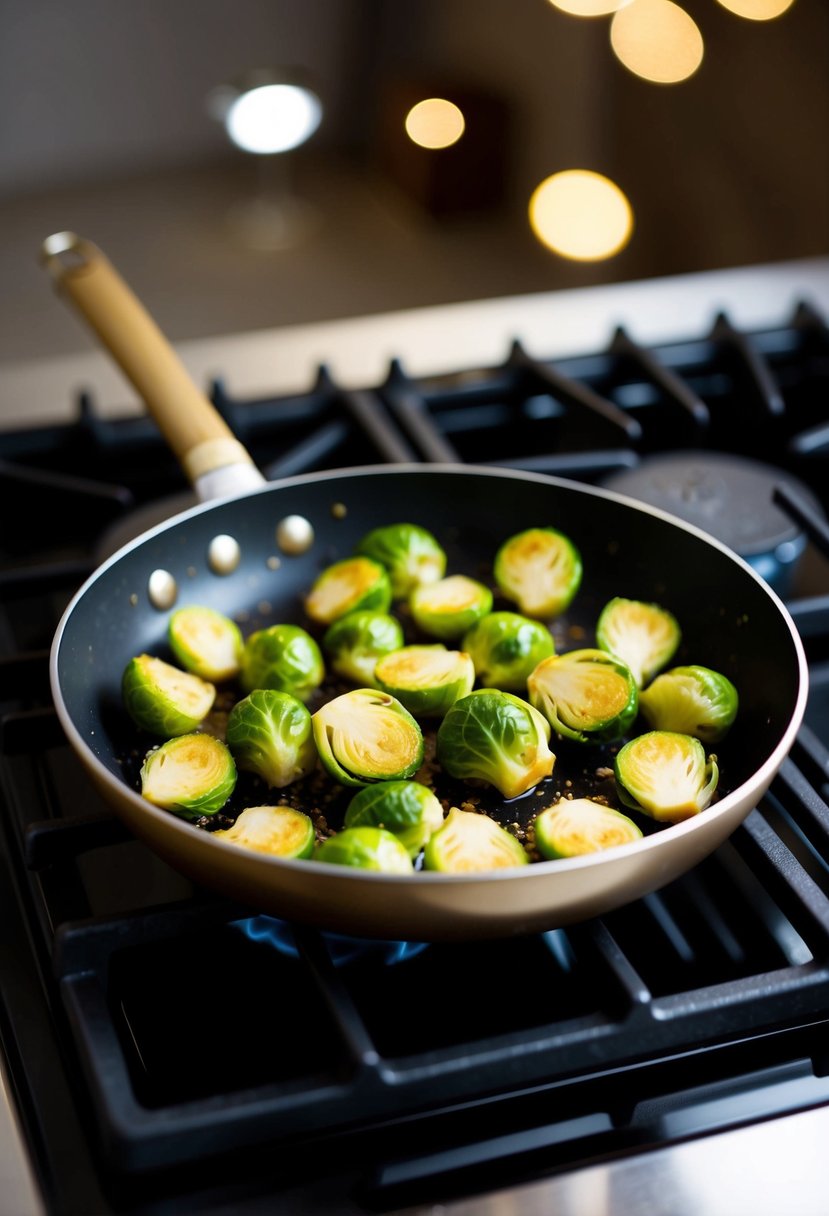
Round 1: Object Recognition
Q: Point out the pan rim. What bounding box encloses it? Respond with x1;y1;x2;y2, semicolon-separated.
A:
49;462;809;888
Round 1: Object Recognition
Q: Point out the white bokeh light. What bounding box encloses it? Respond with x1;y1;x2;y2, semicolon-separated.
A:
225;83;322;155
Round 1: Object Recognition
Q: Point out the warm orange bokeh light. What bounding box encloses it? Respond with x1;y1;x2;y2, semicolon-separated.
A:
404;98;466;150
715;0;796;18
546;0;628;14
529;170;633;262
610;0;704;84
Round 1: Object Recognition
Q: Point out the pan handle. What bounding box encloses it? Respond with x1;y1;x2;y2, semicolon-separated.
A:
39;232;266;501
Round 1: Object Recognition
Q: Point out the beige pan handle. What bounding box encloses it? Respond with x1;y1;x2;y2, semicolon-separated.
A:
40;232;265;500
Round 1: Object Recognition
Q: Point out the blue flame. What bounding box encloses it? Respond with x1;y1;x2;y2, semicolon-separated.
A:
234;915;429;966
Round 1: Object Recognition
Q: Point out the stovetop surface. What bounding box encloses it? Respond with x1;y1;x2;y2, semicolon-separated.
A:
3;283;829;1214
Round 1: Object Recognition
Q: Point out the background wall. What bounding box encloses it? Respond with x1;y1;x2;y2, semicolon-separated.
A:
0;0;826;369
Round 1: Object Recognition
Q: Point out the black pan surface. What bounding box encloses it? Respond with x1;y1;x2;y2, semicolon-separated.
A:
51;465;807;938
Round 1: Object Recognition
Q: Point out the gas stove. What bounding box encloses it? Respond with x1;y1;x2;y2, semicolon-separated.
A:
2;258;829;1215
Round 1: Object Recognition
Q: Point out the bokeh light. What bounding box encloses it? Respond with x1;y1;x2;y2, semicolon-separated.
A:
546;0;629;14
714;0;796;18
404;98;466;150
225;84;322;154
610;0;704;84
529;170;634;261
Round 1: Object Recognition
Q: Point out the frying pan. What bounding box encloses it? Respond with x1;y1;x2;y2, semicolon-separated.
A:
42;233;808;942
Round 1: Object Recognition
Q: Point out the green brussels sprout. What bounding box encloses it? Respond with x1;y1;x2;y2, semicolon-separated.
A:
534;798;642;860
167;604;244;682
122;653;216;737
409;575;493;641
322;610;404;687
312;688;424;787
354;523;447;598
374;644;475;717
595;596;681;689
462;611;555;690
527;648;639;744
212;805;315;858
240;624;324;701
139;732;236;819
638;665;739;744
225;689;317;788
423;807;529;872
493;526;582;619
436;689;555;799
304;557;392;626
614;730;719;823
315;826;414;873
344;779;444;857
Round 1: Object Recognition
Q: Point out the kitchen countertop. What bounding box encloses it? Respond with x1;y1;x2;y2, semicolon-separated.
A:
1;254;828;430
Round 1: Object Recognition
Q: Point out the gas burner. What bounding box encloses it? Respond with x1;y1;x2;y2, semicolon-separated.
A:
602;451;824;594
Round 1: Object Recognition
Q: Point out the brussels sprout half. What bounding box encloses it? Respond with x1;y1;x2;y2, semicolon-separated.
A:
316;826;414;873
304;557;392;626
226;689;317;788
534;798;642;860
462;611;555;690
355;523;447;598
322;610;404;687
212;805;315;858
139;733;236;819
638;665;739;744
374;644;475;717
122;653;216;737
436;689;555;799
423;807;529;873
409;575;493;641
344;780;445;857
527;648;639;744
614;730;719;823
167;605;244;682
240;624;324;701
595;596;681;689
493;527;582;620
312;688;424;788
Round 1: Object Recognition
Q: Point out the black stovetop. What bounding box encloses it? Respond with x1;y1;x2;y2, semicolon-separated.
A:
3;300;829;1215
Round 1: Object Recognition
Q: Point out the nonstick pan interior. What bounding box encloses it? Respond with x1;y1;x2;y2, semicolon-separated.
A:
51;465;807;938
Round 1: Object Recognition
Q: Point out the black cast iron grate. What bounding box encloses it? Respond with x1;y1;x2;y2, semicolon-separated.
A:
3;305;829;1199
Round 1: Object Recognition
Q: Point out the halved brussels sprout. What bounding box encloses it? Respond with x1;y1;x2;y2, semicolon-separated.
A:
527;648;638;744
462;611;555;690
344;779;444;857
614;730;719;823
322;610;404;687
596;597;681;689
122;653;216;737
638;665;739;744
423;807;528;872
167;605;244;682
409;575;493;641
534;798;642;860
436;689;555;799
212;805;315;858
354;523;447;598
493;526;582;619
315;826;414;873
225;689;317;788
240;624;324;701
374;644;475;717
312;688;424;787
304;557;392;626
139;733;236;819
